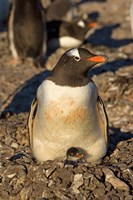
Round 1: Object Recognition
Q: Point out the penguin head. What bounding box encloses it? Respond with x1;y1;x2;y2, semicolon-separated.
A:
66;147;83;161
50;48;108;86
54;48;108;76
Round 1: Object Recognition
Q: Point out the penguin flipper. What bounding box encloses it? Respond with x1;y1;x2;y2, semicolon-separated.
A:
96;96;108;144
28;97;38;148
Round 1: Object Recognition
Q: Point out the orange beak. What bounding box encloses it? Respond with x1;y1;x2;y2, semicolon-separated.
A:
75;153;83;159
88;22;97;28
86;55;108;63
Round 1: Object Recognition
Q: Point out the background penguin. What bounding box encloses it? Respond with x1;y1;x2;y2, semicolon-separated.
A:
47;19;97;50
8;0;47;65
28;47;108;163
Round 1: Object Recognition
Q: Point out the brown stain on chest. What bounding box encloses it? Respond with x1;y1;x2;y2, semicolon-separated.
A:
64;107;88;123
44;97;88;124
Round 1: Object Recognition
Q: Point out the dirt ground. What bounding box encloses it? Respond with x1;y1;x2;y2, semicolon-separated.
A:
0;0;133;199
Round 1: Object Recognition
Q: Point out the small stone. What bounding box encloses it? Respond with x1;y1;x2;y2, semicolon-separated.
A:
53;190;70;200
83;173;94;179
45;167;56;178
103;168;129;191
10;141;19;148
76;193;86;200
73;167;83;174
48;179;54;187
84;178;89;187
87;177;97;191
117;141;128;148
4;135;13;146
71;174;84;194
125;195;133;200
42;187;55;199
93;187;105;198
105;182;112;191
19;186;32;200
110;194;120;200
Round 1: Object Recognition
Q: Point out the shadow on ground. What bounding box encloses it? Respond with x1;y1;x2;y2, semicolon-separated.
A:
86;24;133;48
3;70;51;113
108;127;133;156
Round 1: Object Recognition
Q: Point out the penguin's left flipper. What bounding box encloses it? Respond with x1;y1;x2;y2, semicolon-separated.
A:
28;97;38;148
97;95;108;144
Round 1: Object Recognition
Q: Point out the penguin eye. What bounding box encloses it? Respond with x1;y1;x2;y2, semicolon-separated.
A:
74;56;81;61
69;153;74;157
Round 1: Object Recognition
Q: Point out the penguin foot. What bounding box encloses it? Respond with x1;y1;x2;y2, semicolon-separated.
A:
7;58;22;66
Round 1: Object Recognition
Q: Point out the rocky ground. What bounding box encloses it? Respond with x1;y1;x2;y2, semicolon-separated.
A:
0;0;133;199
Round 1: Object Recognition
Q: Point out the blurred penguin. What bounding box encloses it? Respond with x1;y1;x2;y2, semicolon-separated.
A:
8;0;47;66
47;18;97;50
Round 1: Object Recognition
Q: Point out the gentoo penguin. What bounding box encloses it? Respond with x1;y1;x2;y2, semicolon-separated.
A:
47;19;97;50
28;48;108;163
65;147;83;166
8;0;47;64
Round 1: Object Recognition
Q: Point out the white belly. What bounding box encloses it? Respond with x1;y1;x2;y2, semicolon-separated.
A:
48;36;82;49
33;80;107;162
59;36;82;47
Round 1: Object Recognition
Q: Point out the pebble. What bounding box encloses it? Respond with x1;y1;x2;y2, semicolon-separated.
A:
103;168;129;191
19;185;32;200
71;174;84;194
125;195;133;200
10;141;19;149
45;166;56;178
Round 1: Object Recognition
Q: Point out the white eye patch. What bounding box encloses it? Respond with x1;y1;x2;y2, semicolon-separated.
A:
67;48;80;59
77;20;85;28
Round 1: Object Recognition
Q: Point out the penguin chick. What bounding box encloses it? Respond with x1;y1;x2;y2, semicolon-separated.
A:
28;47;108;163
65;147;83;166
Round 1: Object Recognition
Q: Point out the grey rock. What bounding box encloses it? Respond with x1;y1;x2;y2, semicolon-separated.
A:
103;168;129;191
125;195;133;200
71;174;84;194
19;186;32;200
45;166;56;178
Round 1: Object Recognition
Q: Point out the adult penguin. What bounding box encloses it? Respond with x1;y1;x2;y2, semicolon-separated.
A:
8;0;47;65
